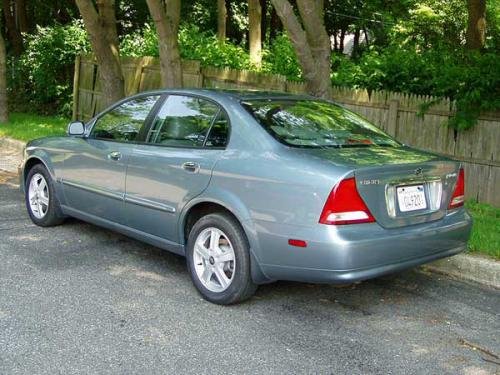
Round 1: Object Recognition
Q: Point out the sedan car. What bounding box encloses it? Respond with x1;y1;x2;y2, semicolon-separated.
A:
20;89;472;304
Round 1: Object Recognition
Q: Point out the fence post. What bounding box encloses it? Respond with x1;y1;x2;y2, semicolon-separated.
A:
387;99;399;137
72;55;81;121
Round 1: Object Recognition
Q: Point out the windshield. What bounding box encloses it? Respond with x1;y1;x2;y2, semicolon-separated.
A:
242;99;400;148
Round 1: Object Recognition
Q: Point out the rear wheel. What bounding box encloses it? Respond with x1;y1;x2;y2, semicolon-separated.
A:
25;164;65;227
186;213;257;305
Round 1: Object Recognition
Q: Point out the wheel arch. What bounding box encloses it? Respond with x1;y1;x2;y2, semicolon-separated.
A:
22;156;54;187
180;195;273;285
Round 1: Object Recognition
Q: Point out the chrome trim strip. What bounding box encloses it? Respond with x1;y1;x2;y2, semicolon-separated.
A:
62;179;124;201
124;195;176;213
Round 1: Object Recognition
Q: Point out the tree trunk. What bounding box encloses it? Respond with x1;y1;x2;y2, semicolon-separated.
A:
96;0;118;48
217;0;226;42
260;0;267;44
15;0;29;33
75;0;124;106
270;0;331;98
248;0;262;67
466;0;486;50
352;28;360;57
0;30;8;122
146;0;182;88
339;29;345;53
2;0;23;55
269;6;281;41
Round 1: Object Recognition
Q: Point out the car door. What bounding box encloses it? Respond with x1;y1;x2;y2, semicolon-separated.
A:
124;94;230;243
60;94;162;224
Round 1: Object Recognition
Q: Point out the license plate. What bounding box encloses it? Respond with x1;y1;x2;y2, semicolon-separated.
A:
397;185;427;212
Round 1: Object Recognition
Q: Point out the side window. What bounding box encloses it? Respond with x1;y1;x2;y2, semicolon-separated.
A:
147;95;219;148
205;111;229;148
91;95;160;142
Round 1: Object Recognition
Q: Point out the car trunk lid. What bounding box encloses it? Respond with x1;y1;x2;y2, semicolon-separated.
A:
297;146;461;228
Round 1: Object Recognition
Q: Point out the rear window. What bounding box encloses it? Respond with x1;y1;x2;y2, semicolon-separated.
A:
242;99;400;148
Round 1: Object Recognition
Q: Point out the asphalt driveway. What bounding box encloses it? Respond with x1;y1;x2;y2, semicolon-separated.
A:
0;169;499;374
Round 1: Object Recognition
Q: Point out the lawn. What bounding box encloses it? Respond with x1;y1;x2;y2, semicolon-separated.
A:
0;113;498;260
0;113;69;142
465;201;500;259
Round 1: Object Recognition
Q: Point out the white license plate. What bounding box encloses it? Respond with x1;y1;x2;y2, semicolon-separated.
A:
397;185;427;212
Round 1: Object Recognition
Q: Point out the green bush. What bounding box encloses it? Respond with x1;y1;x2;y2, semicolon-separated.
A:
121;24;253;70
331;46;500;129
12;21;90;116
262;33;301;80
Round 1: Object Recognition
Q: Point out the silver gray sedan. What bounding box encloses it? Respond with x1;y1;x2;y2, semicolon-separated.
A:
20;89;472;304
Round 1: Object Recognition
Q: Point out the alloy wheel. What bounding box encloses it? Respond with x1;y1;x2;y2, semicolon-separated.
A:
193;227;236;293
28;173;50;219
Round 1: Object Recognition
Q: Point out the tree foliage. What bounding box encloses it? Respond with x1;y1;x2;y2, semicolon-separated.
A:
1;0;498;129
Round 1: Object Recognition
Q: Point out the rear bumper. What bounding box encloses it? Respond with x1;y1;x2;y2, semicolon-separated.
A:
259;244;467;283
252;209;472;284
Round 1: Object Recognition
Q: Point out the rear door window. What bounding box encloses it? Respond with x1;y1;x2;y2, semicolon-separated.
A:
146;95;224;148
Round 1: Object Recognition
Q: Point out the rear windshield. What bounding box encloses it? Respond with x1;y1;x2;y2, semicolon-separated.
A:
242;99;400;148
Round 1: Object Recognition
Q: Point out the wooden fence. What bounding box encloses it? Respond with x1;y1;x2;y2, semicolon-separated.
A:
72;55;500;206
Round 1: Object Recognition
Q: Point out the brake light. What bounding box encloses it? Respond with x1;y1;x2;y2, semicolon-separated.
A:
319;177;375;225
448;168;465;209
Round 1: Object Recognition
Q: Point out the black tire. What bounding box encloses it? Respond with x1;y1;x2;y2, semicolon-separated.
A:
25;164;65;227
186;212;257;305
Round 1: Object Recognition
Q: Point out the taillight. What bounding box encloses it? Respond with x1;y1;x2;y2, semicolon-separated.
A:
319;177;375;225
448;168;465;209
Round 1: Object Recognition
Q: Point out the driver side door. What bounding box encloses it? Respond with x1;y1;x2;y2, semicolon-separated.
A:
60;94;162;224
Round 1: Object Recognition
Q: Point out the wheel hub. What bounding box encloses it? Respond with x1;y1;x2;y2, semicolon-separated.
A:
28;173;49;219
193;227;236;293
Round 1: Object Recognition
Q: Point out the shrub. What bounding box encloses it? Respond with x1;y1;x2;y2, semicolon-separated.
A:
331;45;500;129
121;24;253;70
262;33;301;80
12;21;90;116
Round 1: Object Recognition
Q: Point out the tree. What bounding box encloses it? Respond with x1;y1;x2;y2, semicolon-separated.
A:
270;0;331;98
16;0;29;33
75;0;124;106
217;0;226;41
269;6;282;42
466;0;486;49
145;0;182;88
248;0;262;67
0;27;7;122
2;0;23;55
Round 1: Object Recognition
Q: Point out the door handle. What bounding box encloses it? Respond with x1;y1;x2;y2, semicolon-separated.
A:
107;151;122;161
182;161;200;173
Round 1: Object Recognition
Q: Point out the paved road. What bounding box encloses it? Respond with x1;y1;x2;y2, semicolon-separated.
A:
0;167;499;374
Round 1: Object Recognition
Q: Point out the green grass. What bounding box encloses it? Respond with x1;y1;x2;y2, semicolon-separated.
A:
466;200;500;259
0;113;498;260
0;113;68;142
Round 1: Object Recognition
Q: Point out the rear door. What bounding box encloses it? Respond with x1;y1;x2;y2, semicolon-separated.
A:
124;94;230;242
60;94;161;224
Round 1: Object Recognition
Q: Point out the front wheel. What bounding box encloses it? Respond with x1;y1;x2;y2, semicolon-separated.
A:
25;164;65;227
186;213;257;305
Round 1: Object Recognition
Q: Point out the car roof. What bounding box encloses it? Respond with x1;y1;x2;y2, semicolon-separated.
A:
134;88;314;102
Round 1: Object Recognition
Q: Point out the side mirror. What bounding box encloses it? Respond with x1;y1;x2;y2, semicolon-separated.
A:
67;121;85;137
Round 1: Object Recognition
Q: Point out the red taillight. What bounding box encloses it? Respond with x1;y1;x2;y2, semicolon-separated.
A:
319;177;375;225
448;168;465;209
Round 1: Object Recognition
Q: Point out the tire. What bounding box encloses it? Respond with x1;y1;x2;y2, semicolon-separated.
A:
186;212;257;305
25;164;65;227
